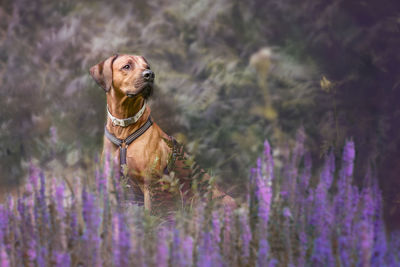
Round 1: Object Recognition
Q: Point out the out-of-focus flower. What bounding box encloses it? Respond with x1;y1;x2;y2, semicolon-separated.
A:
0;245;9;267
239;209;252;259
156;228;169;267
182;235;193;267
49;126;58;144
0;138;396;266
257;239;270;267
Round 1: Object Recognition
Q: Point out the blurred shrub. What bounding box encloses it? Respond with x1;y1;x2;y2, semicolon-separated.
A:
0;0;321;190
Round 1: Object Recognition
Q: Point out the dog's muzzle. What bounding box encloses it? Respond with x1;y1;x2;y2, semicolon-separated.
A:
142;69;155;82
126;70;155;98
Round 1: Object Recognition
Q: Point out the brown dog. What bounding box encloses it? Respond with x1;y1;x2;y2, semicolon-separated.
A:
89;54;235;211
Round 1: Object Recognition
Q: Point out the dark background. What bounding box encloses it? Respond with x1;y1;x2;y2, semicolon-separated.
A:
0;0;399;229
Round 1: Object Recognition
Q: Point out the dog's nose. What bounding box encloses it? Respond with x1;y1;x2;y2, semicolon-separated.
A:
142;69;155;82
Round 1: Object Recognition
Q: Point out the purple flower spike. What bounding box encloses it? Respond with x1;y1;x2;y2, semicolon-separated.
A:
0;245;10;267
239;210;252;259
28;163;39;190
182;235;193;267
320;152;335;189
212;211;221;244
263;140;274;181
257;239;270;267
223;207;232;256
198;232;222;267
112;213;120;265
118;213;131;267
81;189;101;266
301;152;312;190
55;182;65;219
311;233;334;267
0;206;6;242
156;228;169;267
256;163;272;235
171;228;181;266
341;140;355;180
54;252;71;267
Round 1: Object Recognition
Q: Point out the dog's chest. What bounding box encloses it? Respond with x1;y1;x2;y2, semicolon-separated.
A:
125;138;166;178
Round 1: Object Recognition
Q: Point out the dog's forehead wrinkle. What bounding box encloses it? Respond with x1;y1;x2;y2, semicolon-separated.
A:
141;56;149;65
129;55;139;64
112;54;149;70
114;57;132;69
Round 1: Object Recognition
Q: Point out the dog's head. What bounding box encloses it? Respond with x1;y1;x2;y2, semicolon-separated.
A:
89;54;154;99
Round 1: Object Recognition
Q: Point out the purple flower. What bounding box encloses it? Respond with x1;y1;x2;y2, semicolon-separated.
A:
255;160;272;235
28;163;40;190
53;252;70;267
55;182;65;219
320;152;335;189
298;229;307;266
117;213;131;266
239;210;252;259
171;229;182;266
81;189;101;266
371;186;387;266
311;153;334;230
55;182;67;252
387;232;400;265
212;211;221;244
340;140;355;181
156;228;169;267
334;140;357;266
0;206;6;242
0;245;10;267
283;207;292;219
354;188;374;266
197;232;212;267
311;233;334;267
263;140;274;182
197;231;222;267
223;206;232;256
182;236;193;267
112;213;120;265
50;126;58;144
257;239;269;267
37;247;47;267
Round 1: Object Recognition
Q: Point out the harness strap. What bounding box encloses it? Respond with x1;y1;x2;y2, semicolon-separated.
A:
105;117;153;148
125;117;153;145
104;128;123;147
120;147;127;166
104;117;153;200
105;117;181;204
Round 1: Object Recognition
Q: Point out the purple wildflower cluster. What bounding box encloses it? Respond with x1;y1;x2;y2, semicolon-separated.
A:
0;139;398;266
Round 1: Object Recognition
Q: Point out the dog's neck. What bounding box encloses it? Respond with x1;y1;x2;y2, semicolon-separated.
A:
105;90;151;140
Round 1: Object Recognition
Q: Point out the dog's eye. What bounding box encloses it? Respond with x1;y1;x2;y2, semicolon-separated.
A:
122;64;130;70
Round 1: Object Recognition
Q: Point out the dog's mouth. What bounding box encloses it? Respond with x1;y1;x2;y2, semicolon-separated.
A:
126;82;153;99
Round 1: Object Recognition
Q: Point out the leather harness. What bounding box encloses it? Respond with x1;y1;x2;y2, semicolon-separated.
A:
104;113;178;202
104;116;153;170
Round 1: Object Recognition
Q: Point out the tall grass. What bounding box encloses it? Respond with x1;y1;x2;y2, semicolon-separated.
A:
0;138;398;266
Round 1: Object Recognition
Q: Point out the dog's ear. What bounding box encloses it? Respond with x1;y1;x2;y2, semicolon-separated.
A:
89;54;119;92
